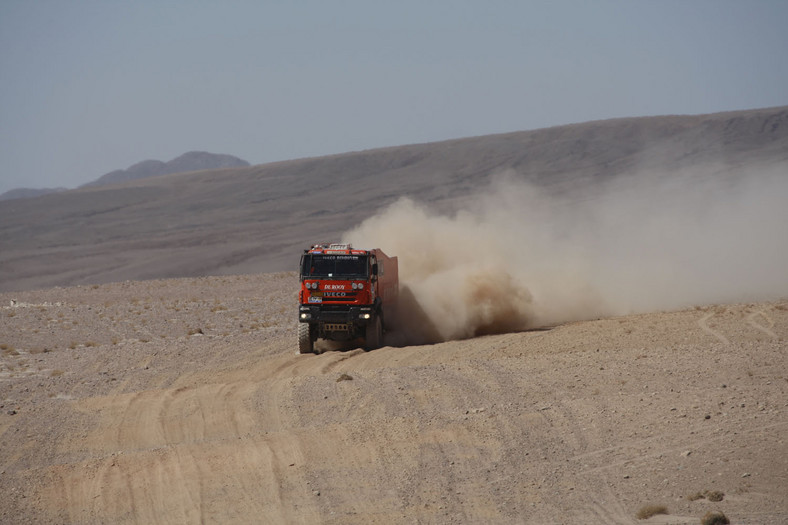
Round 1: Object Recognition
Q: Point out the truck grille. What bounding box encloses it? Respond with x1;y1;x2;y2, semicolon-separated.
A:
324;323;350;331
322;293;358;302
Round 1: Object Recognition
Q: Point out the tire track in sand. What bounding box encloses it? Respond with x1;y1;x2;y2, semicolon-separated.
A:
747;308;779;340
49;352;322;524
697;311;730;344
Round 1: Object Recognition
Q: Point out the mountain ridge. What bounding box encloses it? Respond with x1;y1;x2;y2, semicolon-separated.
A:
0;151;250;201
79;151;250;188
0;105;786;292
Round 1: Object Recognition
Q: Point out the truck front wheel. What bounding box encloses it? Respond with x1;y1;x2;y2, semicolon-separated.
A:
364;316;383;350
298;323;316;354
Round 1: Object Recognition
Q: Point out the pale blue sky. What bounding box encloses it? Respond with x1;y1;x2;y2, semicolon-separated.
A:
1;0;786;193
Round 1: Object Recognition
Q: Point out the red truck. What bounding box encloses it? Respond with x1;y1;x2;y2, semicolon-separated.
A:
298;243;398;354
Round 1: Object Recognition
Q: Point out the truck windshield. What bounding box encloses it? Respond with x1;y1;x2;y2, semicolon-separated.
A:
301;254;369;279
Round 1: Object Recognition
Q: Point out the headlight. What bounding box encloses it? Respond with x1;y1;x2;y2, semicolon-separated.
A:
300;313;309;319
357;282;364;290
360;313;371;319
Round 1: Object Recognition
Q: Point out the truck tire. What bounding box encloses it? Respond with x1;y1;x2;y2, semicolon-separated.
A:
298;323;315;354
364;316;383;350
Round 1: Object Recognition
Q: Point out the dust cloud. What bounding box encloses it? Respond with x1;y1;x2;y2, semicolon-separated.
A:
344;168;788;344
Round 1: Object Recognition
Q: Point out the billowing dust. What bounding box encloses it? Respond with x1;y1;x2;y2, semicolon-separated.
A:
344;168;788;344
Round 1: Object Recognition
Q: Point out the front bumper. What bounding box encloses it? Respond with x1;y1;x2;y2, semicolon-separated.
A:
298;304;375;325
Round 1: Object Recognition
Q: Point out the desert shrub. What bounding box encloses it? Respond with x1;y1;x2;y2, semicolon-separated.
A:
688;490;724;502
336;373;353;382
2;345;19;356
701;511;730;525
636;505;668;520
705;490;724;502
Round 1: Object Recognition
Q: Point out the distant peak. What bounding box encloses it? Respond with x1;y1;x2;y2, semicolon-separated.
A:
80;152;250;188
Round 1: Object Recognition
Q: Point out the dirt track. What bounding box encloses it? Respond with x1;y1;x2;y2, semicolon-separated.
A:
1;273;787;524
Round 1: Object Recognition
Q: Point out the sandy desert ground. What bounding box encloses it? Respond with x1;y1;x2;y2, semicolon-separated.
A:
1;273;786;524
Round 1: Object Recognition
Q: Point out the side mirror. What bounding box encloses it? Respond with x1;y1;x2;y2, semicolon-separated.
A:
372;263;378;276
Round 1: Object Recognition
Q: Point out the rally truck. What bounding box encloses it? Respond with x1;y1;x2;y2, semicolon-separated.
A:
298;243;398;354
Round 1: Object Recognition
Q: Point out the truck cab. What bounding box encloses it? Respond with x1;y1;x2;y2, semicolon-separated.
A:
298;243;398;354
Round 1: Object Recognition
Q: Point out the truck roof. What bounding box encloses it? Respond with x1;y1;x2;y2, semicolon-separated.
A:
305;243;368;255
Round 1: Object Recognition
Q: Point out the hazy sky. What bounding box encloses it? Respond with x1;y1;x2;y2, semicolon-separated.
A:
1;0;786;194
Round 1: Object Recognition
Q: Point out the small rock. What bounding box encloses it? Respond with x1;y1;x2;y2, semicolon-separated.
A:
313;490;321;496
7;410;16;416
681;450;691;457
741;472;751;478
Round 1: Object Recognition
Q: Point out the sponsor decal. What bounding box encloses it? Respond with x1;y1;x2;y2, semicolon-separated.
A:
325;284;345;290
308;296;322;303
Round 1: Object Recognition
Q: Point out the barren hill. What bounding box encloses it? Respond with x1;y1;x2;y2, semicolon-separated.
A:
0;106;786;292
